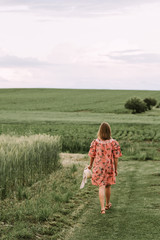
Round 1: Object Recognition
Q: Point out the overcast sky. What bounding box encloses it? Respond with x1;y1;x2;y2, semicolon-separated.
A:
0;0;160;90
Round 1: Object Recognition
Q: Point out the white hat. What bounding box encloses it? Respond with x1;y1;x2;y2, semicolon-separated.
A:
80;167;92;189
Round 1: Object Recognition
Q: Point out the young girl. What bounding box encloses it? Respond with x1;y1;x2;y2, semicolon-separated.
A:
88;122;122;214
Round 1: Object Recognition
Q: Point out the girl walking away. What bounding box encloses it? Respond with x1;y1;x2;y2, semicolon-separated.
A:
88;122;122;214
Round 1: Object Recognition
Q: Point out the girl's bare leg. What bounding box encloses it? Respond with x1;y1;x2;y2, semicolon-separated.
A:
105;185;111;206
99;185;105;211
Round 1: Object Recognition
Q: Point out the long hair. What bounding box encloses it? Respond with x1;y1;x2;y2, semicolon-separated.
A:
97;122;111;140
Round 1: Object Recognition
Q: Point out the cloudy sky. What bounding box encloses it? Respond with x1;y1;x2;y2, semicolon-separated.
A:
0;0;160;90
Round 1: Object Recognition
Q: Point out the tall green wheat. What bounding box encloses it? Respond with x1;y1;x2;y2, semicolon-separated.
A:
0;134;61;199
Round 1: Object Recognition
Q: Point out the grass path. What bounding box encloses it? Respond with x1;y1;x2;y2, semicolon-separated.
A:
63;160;160;240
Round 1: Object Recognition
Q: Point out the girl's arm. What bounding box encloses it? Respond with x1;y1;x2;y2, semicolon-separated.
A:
114;157;118;176
88;157;94;169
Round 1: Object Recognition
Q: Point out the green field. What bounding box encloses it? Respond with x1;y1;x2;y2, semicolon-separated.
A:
0;88;160;159
0;88;160;113
0;88;160;240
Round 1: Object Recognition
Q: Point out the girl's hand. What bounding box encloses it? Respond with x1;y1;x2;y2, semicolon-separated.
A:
88;165;92;170
115;170;118;176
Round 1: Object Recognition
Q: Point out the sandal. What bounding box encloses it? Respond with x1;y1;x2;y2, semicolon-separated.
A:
100;209;105;214
105;202;112;210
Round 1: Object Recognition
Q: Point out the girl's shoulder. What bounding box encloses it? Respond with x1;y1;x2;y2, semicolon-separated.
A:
90;139;97;147
110;139;121;149
110;138;119;144
95;138;114;144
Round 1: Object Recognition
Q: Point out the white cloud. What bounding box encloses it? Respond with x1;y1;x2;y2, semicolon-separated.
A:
105;50;160;64
0;5;29;12
0;54;52;68
0;0;159;17
0;76;8;82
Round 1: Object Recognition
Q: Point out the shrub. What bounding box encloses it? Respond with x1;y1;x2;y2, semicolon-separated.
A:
143;98;157;110
156;102;160;108
124;97;147;113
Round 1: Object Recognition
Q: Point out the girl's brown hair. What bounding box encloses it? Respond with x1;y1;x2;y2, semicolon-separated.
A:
97;122;111;140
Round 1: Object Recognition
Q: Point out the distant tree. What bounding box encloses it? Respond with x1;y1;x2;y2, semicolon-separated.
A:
143;98;157;110
125;97;147;114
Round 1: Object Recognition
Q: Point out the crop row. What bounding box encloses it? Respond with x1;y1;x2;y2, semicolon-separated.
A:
0;122;160;152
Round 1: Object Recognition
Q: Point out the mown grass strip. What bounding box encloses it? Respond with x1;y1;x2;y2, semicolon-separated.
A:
66;161;160;240
0;110;160;124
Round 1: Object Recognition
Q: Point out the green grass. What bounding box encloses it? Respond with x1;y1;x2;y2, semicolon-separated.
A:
0;88;160;113
67;161;160;240
0;158;159;240
0;110;160;124
0;161;97;240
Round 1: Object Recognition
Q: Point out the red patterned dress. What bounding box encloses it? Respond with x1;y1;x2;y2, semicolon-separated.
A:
88;138;122;187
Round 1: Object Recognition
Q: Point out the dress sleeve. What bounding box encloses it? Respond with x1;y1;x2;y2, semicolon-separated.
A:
88;139;96;158
112;140;122;158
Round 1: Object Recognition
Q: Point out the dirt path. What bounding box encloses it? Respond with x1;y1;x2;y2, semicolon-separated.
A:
60;153;88;167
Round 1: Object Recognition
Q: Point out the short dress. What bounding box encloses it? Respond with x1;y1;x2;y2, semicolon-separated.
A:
88;138;122;187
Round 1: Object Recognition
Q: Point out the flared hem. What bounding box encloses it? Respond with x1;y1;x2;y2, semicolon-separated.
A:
91;181;116;187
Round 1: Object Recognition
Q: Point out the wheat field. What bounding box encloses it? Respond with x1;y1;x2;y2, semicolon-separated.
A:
0;134;61;199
